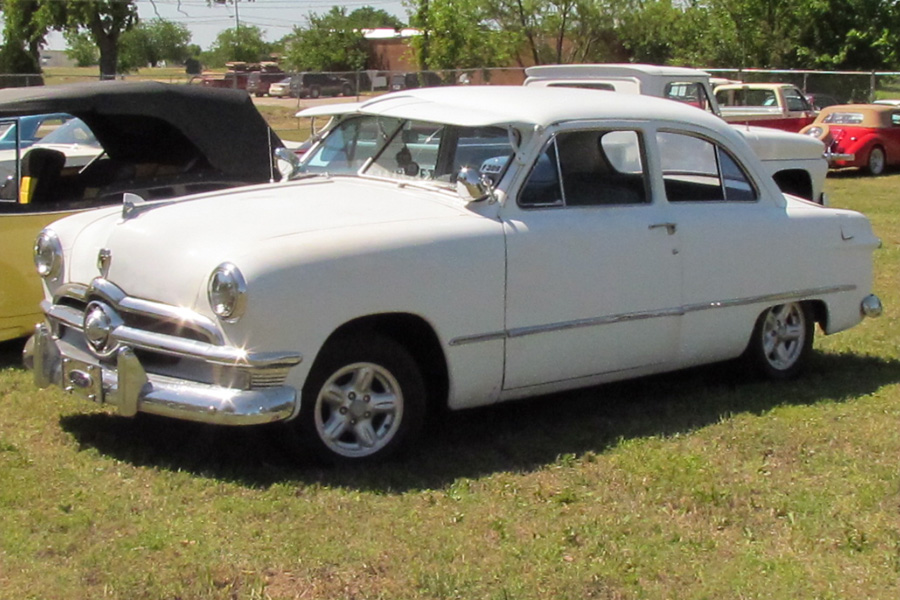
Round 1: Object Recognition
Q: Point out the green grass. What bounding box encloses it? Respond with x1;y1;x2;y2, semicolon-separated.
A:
1;173;899;599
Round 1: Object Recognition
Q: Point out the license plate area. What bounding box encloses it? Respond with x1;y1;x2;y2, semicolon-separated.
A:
61;357;104;403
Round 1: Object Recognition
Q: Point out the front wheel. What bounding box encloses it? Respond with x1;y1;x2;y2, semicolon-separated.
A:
744;302;814;380
293;334;426;464
866;146;886;175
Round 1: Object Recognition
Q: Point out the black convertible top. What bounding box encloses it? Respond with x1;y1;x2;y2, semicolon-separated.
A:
0;80;281;180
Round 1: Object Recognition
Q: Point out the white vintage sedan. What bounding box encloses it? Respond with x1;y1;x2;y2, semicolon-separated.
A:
28;86;882;464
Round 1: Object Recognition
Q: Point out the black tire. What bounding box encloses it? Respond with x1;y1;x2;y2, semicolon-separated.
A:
866;146;886;175
341;83;353;97
309;86;321;99
289;333;426;464
743;302;814;380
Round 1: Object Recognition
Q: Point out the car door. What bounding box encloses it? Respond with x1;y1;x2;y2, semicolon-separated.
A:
502;125;683;391
652;127;797;364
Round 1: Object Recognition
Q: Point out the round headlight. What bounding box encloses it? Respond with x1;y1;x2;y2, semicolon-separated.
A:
804;126;824;138
207;262;247;321
34;229;63;280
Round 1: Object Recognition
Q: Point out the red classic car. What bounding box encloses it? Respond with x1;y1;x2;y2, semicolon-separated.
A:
801;104;900;175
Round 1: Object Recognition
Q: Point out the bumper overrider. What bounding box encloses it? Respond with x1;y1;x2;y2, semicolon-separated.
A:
27;278;302;425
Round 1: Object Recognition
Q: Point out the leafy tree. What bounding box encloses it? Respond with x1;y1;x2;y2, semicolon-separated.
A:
203;25;271;67
63;29;99;66
61;0;139;79
282;7;369;71
343;5;406;29
410;0;517;71
470;0;620;66
118;18;192;71
0;0;54;81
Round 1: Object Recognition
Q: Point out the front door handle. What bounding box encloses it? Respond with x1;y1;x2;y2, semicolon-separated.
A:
649;222;677;235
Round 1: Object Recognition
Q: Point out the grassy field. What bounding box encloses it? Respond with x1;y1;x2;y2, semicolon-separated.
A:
0;172;898;599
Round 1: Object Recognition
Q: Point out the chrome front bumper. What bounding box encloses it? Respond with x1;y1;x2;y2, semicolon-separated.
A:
29;322;301;426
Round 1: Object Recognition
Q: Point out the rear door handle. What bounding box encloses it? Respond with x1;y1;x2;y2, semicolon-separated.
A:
649;222;677;235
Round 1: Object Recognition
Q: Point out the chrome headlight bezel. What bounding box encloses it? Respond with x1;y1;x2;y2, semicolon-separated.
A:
804;126;825;139
34;229;63;280
207;262;248;322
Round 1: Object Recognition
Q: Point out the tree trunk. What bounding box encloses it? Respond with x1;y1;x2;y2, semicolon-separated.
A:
96;33;119;79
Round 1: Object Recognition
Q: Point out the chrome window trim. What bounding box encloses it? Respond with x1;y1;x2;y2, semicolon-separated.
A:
449;284;854;346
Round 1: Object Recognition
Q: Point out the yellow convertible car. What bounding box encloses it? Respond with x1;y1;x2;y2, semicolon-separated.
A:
0;81;286;343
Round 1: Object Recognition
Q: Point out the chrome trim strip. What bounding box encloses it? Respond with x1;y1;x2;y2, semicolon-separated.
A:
449;284;856;346
88;278;224;345
509;307;684;339
112;325;302;369
448;331;507;347
681;285;856;314
53;282;89;302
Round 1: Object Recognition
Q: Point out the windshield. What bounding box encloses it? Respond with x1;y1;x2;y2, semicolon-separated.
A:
299;115;515;187
38;118;100;147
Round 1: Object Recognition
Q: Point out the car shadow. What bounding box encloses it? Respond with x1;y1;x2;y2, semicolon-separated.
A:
0;337;27;370
57;350;900;492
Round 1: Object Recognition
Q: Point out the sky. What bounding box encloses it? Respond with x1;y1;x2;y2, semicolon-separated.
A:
46;0;410;51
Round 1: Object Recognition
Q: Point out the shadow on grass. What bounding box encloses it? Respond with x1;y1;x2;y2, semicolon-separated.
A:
0;338;26;370
57;349;900;492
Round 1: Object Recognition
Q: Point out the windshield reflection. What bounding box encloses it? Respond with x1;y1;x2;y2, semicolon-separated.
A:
299;115;515;188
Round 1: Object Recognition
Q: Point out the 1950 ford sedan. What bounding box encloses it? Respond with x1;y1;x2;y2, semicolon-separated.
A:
28;86;882;464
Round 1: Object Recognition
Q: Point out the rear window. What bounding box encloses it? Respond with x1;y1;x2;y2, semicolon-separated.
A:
822;112;865;125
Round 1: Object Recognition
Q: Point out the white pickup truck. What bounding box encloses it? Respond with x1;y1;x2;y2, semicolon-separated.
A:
524;64;827;204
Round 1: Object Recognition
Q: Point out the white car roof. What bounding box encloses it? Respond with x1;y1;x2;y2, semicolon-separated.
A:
525;63;711;79
297;85;726;131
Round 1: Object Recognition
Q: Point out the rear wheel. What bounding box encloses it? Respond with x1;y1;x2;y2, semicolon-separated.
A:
291;334;426;464
866;146;886;175
309;86;321;99
744;302;814;380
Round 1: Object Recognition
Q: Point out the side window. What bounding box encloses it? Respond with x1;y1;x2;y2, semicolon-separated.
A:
657;131;757;202
665;82;716;114
519;140;563;207
519;129;648;208
784;88;811;112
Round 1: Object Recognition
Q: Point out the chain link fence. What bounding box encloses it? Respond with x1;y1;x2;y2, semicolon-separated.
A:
3;67;900;103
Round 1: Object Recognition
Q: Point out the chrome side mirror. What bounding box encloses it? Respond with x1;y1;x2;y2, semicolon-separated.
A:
275;146;301;181
456;166;494;202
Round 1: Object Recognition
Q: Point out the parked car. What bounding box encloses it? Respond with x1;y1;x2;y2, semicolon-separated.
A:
0;81;289;344
0;116;103;191
873;99;900;107
805;93;842;111
801;103;900;175
29;86;881;465
389;71;442;91
290;73;355;99
268;77;293;98
246;62;286;97
0;113;71;151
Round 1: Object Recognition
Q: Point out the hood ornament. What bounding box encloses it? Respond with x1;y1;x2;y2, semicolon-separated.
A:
97;248;111;278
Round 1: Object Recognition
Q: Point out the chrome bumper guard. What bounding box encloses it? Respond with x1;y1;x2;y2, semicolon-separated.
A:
30;322;301;426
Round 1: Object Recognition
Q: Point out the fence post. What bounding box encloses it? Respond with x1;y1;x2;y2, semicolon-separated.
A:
870;71;876;102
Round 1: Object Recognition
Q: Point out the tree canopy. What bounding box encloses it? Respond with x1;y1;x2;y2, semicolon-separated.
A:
202;24;272;67
118;18;193;72
281;7;390;72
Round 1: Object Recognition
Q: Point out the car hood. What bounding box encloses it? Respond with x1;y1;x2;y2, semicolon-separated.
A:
733;125;825;161
61;177;478;306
